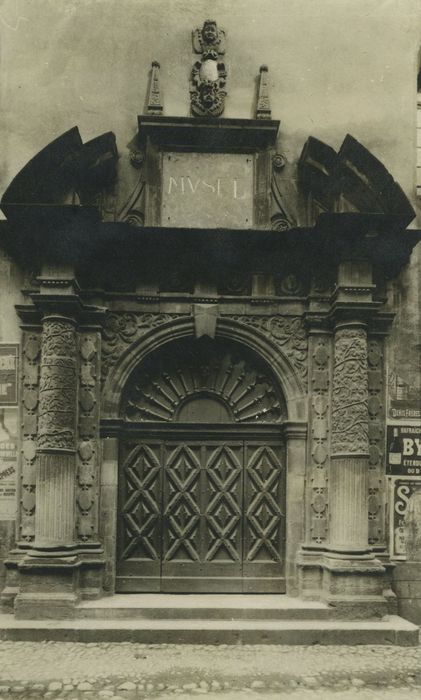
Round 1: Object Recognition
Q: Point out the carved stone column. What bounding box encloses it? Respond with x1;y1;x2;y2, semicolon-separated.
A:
329;321;370;553
34;315;77;553
323;319;387;616
15;313;80;618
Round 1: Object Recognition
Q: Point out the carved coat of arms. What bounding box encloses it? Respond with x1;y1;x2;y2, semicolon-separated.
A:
190;20;227;117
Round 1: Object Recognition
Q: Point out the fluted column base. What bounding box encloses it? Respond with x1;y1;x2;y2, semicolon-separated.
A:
329;455;369;553
32;451;76;556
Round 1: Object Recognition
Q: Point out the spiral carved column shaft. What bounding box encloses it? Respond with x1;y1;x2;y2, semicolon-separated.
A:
34;316;77;552
329;322;370;553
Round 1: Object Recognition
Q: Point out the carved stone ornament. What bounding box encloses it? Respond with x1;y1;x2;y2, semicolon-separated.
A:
20;331;42;542
271;156;295;232
256;65;271;120
77;332;100;543
367;338;386;548
192;19;226;55
190;20;227;117
331;327;369;455
307;335;331;545
272;154;286;172
101;312;186;380
37;318;77;452
122;338;285;423
224;315;308;381
146;60;164;116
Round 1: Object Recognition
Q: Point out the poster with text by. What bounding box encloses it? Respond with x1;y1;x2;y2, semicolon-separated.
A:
386;424;421;476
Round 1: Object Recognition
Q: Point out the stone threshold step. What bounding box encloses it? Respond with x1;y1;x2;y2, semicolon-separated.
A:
77;594;333;620
0;615;417;646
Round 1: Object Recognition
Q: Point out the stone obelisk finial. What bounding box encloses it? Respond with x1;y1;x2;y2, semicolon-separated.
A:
256;65;271;120
146;60;164;115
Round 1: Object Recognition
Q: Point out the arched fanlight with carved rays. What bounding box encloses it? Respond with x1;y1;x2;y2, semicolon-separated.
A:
121;338;286;424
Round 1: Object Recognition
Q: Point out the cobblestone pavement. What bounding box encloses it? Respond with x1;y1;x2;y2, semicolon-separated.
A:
0;642;421;699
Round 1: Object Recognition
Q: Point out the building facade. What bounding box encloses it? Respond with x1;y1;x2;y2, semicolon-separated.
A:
0;0;420;627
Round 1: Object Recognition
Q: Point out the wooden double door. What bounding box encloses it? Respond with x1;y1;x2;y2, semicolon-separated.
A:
116;432;286;593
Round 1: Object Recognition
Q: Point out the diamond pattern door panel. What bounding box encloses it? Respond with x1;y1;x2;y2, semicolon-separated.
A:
116;442;163;591
205;445;242;564
161;441;243;591
162;444;201;564
243;443;286;592
117;436;285;592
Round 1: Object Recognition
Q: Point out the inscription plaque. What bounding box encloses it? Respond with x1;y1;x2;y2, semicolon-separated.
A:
162;152;253;229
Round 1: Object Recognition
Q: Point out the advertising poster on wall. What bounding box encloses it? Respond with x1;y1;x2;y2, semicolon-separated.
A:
386;425;421;476
390;479;421;559
0;345;18;406
388;370;421;421
0;408;18;520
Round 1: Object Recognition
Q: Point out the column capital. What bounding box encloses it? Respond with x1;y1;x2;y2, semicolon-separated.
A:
333;318;368;333
15;294;106;328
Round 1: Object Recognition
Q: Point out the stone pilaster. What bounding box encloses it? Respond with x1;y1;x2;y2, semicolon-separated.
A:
284;422;307;596
297;325;332;599
367;336;387;553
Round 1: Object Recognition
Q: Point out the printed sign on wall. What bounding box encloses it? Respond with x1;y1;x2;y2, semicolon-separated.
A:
386;425;421;476
388;370;421;421
0;344;18;406
390;479;421;559
0;408;18;520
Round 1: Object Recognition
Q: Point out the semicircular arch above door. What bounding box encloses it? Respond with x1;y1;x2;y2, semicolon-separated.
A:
121;337;287;424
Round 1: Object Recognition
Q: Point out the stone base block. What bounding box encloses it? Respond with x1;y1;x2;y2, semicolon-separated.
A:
79;557;105;600
14;593;79;620
321;554;389;618
296;549;324;600
393;561;421;625
14;555;81;620
0;551;22;612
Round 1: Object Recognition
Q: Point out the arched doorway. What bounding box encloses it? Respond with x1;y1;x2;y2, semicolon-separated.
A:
116;338;287;593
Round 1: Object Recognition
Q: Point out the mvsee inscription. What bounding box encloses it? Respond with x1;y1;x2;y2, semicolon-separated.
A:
162;152;253;229
167;176;248;200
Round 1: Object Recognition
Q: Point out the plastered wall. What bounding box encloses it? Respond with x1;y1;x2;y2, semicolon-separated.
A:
0;0;421;213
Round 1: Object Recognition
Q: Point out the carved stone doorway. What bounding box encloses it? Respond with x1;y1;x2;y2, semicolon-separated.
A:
116;338;287;593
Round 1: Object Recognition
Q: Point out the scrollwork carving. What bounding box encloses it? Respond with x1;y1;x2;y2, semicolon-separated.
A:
331;327;369;455
224;315;308;381
101;312;186;380
37;318;77;452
